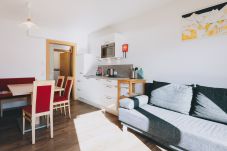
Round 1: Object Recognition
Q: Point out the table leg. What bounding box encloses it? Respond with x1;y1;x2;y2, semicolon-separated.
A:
0;101;3;118
26;95;31;105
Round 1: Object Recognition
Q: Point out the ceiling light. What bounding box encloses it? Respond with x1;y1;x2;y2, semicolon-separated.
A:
21;1;38;29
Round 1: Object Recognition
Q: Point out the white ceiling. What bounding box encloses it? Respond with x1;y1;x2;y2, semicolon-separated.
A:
0;0;173;34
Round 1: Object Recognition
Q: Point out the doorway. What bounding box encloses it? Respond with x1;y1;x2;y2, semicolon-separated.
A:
54;48;72;82
46;39;76;98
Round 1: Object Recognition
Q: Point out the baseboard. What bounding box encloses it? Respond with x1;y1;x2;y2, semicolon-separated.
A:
77;97;102;109
77;98;119;116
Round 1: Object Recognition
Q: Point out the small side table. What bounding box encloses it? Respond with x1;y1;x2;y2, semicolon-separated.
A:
117;79;146;108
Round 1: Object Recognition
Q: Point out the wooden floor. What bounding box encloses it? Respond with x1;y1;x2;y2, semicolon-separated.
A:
0;100;167;151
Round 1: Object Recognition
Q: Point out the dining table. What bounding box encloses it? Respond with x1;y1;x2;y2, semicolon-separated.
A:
7;83;64;96
7;83;64;133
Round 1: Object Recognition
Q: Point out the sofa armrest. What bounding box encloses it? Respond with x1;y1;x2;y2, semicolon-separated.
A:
120;95;149;110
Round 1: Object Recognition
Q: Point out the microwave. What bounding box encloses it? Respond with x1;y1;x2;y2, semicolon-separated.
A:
101;42;115;58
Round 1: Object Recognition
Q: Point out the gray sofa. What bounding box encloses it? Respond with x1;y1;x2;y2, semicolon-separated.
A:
119;82;227;151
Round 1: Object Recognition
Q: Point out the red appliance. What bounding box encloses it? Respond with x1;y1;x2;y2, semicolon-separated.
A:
122;44;128;58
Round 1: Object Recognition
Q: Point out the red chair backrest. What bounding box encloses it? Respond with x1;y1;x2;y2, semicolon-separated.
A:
63;78;73;100
57;79;63;87
36;85;52;113
32;81;54;114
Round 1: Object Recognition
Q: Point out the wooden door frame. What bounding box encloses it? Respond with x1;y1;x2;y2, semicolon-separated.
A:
46;39;76;99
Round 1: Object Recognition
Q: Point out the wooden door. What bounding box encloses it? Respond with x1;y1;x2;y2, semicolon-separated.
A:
60;52;71;78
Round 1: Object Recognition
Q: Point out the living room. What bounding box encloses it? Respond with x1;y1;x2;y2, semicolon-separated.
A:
0;0;227;151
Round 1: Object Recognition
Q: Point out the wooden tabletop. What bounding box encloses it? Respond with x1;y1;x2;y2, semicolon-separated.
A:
8;84;64;96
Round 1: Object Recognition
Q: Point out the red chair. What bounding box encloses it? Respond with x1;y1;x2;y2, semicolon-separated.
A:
56;76;65;96
53;77;73;118
22;80;55;144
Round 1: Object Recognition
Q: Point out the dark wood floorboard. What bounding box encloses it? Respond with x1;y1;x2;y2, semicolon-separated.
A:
0;100;167;151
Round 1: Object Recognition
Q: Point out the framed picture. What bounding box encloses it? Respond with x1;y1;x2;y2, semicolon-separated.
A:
182;2;227;41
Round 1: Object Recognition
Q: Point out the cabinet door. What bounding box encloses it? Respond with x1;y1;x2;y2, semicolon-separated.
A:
82;78;102;107
76;76;86;98
83;54;96;75
76;55;84;76
102;95;118;115
104;84;118;98
91;78;103;106
100;79;118;115
82;78;93;101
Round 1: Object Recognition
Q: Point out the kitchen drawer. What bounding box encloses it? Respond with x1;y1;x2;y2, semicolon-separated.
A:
104;85;117;97
102;96;118;113
103;79;117;86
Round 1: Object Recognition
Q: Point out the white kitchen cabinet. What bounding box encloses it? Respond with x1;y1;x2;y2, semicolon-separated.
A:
75;53;96;100
77;76;119;115
77;77;103;109
76;53;96;76
102;95;118;115
100;79;118;115
90;33;126;59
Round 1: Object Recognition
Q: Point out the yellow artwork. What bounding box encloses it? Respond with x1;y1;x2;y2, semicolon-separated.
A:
182;4;227;41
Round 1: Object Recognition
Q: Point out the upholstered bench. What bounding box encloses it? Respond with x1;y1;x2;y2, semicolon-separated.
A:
0;77;35;117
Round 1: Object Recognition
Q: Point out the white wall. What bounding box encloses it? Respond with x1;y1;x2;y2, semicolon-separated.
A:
0;18;88;80
0;18;87;109
0;19;46;79
88;0;227;88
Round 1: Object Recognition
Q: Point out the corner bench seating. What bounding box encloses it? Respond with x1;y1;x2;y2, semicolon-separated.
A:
0;77;35;117
119;82;227;151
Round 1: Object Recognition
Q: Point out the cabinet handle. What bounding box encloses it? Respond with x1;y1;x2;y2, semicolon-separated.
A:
106;96;112;100
106;85;112;88
77;89;81;91
80;72;84;74
77;80;81;82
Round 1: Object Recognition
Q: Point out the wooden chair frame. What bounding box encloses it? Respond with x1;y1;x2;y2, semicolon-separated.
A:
57;76;65;88
56;76;65;97
22;80;55;144
53;77;73;119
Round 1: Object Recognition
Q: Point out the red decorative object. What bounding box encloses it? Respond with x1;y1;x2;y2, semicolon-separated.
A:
122;44;128;52
122;44;128;58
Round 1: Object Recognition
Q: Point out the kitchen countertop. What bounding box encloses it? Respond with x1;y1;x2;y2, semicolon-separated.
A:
84;75;131;80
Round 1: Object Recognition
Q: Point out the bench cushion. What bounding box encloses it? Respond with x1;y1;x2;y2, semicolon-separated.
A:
191;85;227;125
0;77;35;92
120;95;149;110
0;91;12;99
150;82;193;114
119;105;227;151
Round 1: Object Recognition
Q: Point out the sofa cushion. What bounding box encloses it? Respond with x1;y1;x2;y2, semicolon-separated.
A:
119;105;227;151
150;81;193;114
144;83;153;100
120;95;149;110
191;85;227;125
